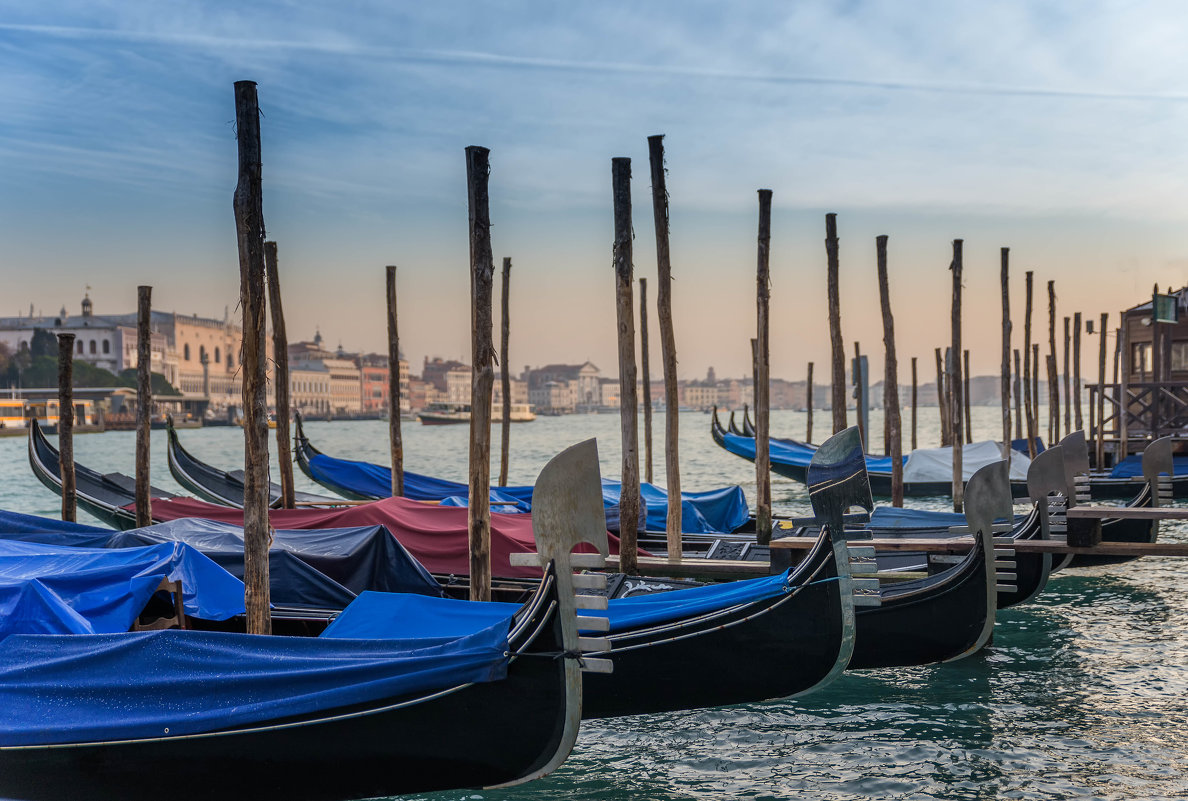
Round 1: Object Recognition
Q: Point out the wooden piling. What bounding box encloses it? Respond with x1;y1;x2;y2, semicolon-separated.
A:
1073;311;1083;431
135;285;153;529
57;333;76;522
612;157;640;574
754;189;773;544
963;349;972;445
265;241;295;509
498;257;511;488
386;265;405;496
935;348;949;446
647;135;682;557
949;240;964;511
1023;271;1036;457
1062;316;1071;438
1096;312;1108;468
640;277;653;485
1013;348;1023;442
1032;343;1040;452
805;362;814;444
1000;248;1011;458
825;213;847;433
1047;280;1059;446
853;341;867;450
1119;318;1129;461
911;356;918;451
875;235;903;506
232;81;271;635
466;145;496;601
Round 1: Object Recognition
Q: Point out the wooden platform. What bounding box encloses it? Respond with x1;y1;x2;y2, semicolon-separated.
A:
770;536;1188;558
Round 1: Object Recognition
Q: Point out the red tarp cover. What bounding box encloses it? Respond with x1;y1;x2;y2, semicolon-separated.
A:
136;496;635;578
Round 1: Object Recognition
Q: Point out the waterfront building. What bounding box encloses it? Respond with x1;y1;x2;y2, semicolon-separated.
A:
525;362;600;409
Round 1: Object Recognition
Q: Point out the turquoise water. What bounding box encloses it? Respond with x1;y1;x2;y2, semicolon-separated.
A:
1;408;1184;800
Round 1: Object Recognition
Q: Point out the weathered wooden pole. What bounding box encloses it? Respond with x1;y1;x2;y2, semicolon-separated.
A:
1073;311;1083;431
466;145;496;601
647;135;682;557
612;156;640;573
935;347;950;445
754;189;773;544
1023;270;1036;457
1032;343;1040;451
1069;313;1078;437
1096;312;1108;468
1000;248;1012;458
386;265;405;496
911;356;918;451
639;277;654;484
875;235;903;506
950;240;964;511
1047;280;1059;447
498;257;511;488
1014;348;1023;442
135;285;153;529
853;341;867;450
806;362;814;444
825;213;847;433
57;333;76;522
232;81;271;635
1119;317;1129;461
265;241;295;509
963;349;972;445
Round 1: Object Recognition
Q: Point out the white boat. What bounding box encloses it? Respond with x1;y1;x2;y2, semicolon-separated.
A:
416;401;536;425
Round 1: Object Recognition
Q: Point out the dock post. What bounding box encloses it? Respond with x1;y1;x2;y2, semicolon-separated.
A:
232;80;271;635
265;241;295;509
1097;312;1108;467
935;347;949;445
806;361;814;444
1063;315;1071;438
1032;344;1040;454
876;235;903;506
640;277;653;485
1014;348;1023;443
647;135;682;557
386;265;405;496
754;189;773;544
465;145;495;601
135;285;153;529
1047;280;1060;447
1073;311;1083;431
826;213;846;433
853;342;868;451
498;257;511;488
911;356;918;451
963;349;972;444
56;333;76;522
1000;248;1012;458
949;240;964;511
612;156;640;573
1023;271;1036;457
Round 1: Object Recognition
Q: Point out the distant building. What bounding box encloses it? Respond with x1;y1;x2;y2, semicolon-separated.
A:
525;362;600;409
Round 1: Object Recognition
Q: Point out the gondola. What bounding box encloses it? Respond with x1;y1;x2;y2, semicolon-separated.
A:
0;442;602;801
294;413;751;534
166;417;340;508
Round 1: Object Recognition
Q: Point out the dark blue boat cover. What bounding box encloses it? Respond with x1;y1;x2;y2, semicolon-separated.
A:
718;429;904;473
0;515;442;608
869;506;970;529
324;570;795;640
1110;454;1187;479
307;453;749;533
0;620;512;745
0;539;244;638
1011;437;1045;455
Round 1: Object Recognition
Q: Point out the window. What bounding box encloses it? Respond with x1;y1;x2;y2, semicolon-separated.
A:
102;340;110;354
215;347;221;363
199;345;206;362
1173;341;1188;372
1132;342;1153;377
89;340;96;354
184;344;191;361
76;340;83;354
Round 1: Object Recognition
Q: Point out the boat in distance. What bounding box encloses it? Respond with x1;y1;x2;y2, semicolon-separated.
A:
417;401;537;425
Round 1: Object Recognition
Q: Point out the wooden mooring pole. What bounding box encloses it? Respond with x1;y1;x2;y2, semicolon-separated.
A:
1047;280;1060;447
935;348;949;446
57;333;76;522
754;189;773;544
962;349;971;445
640;277;653;485
466;145;496;601
806;362;814;444
1096;312;1108;468
910;356;918;451
1073;311;1083;431
1032;343;1040;450
647;135;682;557
1063;315;1071;438
499;257;511;488
265;241;295;509
853;341;867;451
135;285;153;529
612;156;640;574
232;80;271;635
876;235;903;506
949;240;964;511
826;213;846;433
386;265;405;496
1000;247;1012;458
1023;271;1036;457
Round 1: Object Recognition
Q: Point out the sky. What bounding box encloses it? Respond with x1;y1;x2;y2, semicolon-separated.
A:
1;1;1186;383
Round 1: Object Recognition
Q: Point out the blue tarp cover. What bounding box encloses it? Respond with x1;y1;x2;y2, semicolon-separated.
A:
869;506;971;529
308;453;750;534
1110;454;1188;479
324;570;794;640
719;430;904;474
0;620;512;745
0;539;244;638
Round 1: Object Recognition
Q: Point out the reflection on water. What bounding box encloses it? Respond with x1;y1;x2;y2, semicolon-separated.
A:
0;408;1184;800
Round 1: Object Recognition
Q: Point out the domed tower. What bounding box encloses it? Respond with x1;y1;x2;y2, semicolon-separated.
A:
81;292;93;318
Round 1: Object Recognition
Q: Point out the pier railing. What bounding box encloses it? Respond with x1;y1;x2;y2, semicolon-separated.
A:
1087;381;1188;456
